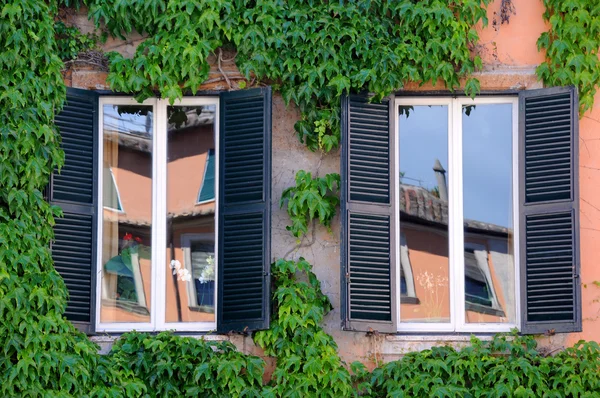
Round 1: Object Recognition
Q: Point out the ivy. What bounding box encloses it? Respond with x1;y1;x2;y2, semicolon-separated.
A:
358;334;600;397
280;171;340;239
109;332;265;397
54;21;99;61
78;0;491;151
253;258;354;397
537;1;600;114
0;1;142;396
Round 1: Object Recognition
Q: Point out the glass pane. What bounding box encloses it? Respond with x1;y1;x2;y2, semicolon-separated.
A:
165;105;217;323
462;103;515;324
100;104;153;323
398;105;450;323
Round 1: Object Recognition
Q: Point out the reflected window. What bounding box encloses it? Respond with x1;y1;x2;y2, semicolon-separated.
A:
464;246;505;318
465;249;492;307
181;235;215;313
197;149;216;204
103;167;123;211
399;233;418;304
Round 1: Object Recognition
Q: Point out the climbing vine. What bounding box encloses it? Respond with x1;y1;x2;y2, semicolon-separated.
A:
253;258;355;397
0;1;141;396
280;171;340;239
54;21;99;61
3;0;600;395
537;0;600;114
78;0;492;151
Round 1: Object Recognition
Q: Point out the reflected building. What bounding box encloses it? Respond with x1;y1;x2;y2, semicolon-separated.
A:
100;104;217;324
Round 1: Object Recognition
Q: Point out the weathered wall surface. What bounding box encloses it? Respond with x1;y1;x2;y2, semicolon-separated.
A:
64;0;600;369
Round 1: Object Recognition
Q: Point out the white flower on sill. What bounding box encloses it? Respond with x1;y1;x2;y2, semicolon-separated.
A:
170;259;182;275
176;267;192;282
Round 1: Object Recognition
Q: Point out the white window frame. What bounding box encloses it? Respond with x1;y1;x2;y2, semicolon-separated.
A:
96;97;219;333
394;96;520;333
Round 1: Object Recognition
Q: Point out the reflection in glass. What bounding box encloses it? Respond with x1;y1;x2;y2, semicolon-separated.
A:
101;105;153;323
165;105;216;323
398;105;450;323
462;103;515;324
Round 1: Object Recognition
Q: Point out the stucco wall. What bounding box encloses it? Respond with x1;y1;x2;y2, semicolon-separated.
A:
63;0;600;369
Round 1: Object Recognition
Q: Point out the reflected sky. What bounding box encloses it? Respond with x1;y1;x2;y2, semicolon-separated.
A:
398;103;513;228
399;105;448;193
463;104;512;228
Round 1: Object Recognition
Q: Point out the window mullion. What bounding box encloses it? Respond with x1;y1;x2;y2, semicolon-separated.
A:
451;98;466;331
153;99;168;331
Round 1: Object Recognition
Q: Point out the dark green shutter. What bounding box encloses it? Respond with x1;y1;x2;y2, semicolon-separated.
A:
341;94;397;332
51;87;98;333
197;148;216;203
519;86;581;334
217;88;271;332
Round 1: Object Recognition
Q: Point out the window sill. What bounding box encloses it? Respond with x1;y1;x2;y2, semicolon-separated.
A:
386;334;495;343
90;333;229;354
381;334;498;358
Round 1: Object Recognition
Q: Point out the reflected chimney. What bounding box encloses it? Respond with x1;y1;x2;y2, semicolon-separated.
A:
433;159;448;201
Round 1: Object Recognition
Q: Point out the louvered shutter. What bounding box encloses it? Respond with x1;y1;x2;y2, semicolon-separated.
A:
519;86;581;334
217;88;271;332
51;88;98;334
341;94;397;332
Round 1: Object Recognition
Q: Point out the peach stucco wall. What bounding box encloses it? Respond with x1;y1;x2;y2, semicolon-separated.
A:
64;0;600;366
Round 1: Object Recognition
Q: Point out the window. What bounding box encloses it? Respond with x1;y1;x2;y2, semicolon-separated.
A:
50;87;272;334
342;87;581;335
395;97;517;332
97;98;219;332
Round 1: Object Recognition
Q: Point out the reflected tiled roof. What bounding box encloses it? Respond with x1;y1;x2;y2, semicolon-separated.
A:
399;184;510;235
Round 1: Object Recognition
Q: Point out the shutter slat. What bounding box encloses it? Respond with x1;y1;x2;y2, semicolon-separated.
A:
342;94;396;332
348;213;392;322
348;96;390;204
218;88;270;333
520;86;580;335
51;88;98;330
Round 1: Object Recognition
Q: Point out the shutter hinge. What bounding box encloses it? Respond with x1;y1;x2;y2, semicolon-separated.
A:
345;272;350;282
263;271;269;277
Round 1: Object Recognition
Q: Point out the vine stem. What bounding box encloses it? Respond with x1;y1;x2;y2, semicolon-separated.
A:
283;219;317;260
217;48;232;90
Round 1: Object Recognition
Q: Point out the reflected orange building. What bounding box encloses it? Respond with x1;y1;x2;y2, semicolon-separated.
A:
100;106;217;324
399;184;515;324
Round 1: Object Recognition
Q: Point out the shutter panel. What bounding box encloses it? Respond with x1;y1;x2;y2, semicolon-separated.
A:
217;88;271;332
341;94;397;332
519;86;581;334
51;87;98;333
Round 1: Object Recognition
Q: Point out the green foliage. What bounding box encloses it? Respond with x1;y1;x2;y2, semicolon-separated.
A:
254;258;354;397
0;1;141;396
232;0;490;151
89;0;232;103
109;331;265;397
361;334;600;397
81;0;490;151
280;171;340;239
537;1;600;114
54;21;99;61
